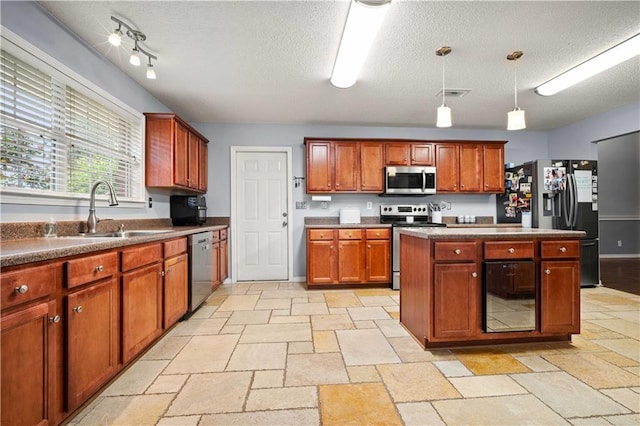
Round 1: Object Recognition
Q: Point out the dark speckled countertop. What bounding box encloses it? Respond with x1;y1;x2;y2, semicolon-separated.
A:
304;216;391;229
0;222;228;268
399;227;585;240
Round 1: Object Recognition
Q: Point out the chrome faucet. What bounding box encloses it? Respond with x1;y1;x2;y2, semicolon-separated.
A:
87;180;119;233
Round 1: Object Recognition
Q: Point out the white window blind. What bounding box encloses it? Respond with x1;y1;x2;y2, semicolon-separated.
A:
0;49;142;201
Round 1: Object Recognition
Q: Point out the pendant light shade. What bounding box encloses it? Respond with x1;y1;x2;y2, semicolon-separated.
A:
437;105;452;128
130;44;141;66
436;46;452;128
108;26;122;46
507;51;525;131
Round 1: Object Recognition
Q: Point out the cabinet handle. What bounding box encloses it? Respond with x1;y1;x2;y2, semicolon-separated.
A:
330;246;334;250
160;271;165;277
95;265;104;272
368;245;371;248
454;249;461;254
73;305;84;313
544;269;551;275
471;272;478;278
461;184;465;188
348;233;352;237
336;183;340;187
560;247;567;253
508;248;515;254
320;233;324;238
376;232;380;237
14;285;28;294
327;183;331;187
49;315;61;324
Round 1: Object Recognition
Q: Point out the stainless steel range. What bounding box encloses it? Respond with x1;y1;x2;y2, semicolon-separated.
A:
380;204;446;290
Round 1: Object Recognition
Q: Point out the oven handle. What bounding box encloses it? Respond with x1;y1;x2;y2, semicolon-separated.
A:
422;170;426;193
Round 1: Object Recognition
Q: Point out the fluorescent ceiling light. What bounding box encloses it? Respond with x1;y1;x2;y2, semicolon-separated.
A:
535;33;640;96
330;0;391;89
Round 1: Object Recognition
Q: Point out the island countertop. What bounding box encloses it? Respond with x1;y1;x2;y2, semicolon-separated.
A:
399;226;585;240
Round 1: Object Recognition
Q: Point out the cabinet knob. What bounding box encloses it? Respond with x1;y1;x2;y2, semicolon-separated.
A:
454;249;461;255
348;233;352;237
508;248;515;254
160;271;165;277
327;183;331;187
368;245;371;249
336;183;340;187
544;269;551;275
95;265;104;272
73;305;84;313
471;272;478;278
49;315;61;324
14;285;28;294
320;233;324;238
330;246;334;250
461;184;464;188
376;232;380;237
560;247;567;253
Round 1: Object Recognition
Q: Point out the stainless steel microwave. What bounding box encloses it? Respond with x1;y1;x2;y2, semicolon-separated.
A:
384;166;436;195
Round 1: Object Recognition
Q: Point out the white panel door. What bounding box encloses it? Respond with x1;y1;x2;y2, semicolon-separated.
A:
236;151;288;280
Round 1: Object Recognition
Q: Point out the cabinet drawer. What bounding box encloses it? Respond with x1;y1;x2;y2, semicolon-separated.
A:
164;237;187;258
67;252;118;289
1;263;58;309
366;228;390;240
484;241;534;259
338;229;363;240
211;230;220;243
541;240;580;259
434;241;478;261
121;244;162;272
220;228;228;240
308;229;334;241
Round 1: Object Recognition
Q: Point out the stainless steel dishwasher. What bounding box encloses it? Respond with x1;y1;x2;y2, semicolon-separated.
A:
187;231;214;315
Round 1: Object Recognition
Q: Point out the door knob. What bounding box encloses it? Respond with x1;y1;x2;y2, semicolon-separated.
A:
282;221;288;227
282;212;288;217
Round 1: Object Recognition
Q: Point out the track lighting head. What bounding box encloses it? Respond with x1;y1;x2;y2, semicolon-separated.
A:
108;25;122;46
130;44;141;67
146;58;156;80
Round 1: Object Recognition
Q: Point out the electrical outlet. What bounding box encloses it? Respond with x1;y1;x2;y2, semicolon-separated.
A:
296;201;308;209
445;202;451;210
321;201;328;209
366;202;373;210
618;240;623;247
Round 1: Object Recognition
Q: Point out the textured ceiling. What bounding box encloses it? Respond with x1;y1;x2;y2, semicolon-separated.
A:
39;1;640;131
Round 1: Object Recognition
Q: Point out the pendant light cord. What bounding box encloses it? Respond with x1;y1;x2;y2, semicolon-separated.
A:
442;55;446;106
513;60;518;109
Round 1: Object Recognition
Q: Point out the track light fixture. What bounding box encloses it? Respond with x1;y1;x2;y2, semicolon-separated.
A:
109;16;158;79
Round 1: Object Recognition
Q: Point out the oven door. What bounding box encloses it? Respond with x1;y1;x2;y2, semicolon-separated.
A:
385;166;436;194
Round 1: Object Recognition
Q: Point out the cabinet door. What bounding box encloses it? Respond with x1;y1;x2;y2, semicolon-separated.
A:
66;278;119;410
411;143;434;165
174;122;189;187
212;241;221;285
306;141;332;192
334;142;359;191
338;240;365;283
366;239;390;282
435;144;459;192
385;143;409;165
220;238;229;282
433;263;480;338
307;240;336;284
188;133;200;189
164;254;188;328
459;144;483;192
1;301;57;426
541;260;580;333
122;263;163;363
198;140;208;192
360;142;384;192
482;144;505;192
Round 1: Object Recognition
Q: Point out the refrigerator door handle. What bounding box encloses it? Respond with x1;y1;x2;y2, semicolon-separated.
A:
562;183;571;228
566;174;575;228
571;173;579;227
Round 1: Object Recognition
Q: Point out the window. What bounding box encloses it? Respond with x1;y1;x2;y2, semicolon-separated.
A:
0;43;143;204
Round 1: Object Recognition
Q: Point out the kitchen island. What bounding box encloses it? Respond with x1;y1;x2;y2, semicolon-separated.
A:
399;227;585;348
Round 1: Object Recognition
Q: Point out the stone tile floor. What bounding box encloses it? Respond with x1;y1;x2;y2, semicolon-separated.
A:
71;283;640;425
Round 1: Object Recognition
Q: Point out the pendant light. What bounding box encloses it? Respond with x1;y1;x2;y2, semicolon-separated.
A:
507;51;526;131
436;46;452;128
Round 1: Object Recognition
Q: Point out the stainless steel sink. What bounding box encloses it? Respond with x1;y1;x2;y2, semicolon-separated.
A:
76;229;173;238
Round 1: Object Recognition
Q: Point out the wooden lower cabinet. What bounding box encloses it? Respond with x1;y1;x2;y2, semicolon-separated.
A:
541;260;580;333
163;253;188;329
307;228;390;287
122;262;163;363
1;300;58;426
66;278;119;410
220;234;229;282
433;263;480;339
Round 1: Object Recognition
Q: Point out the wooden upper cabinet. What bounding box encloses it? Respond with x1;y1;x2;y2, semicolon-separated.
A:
144;113;209;193
306;141;332;192
435;144;459;192
360;142;384;191
459;144;483;192
483;143;505;192
198;140;208;192
410;143;434;165
385;143;410;165
334;142;359;191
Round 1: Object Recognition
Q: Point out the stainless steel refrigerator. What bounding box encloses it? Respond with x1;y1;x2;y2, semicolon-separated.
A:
496;160;599;287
